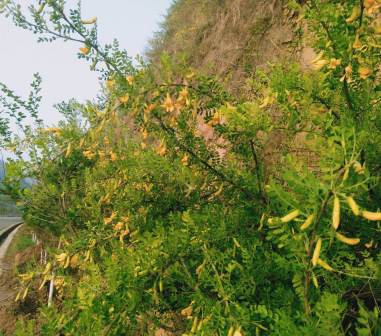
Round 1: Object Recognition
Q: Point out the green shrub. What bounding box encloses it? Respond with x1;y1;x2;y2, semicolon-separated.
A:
0;0;380;335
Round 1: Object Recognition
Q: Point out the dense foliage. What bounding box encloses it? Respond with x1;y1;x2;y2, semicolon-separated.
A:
0;0;381;335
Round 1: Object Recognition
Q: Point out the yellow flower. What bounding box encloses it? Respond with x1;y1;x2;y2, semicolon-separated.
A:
208;112;223;126
310;51;328;71
259;93;275;108
345;65;353;76
65;143;72;158
336;232;360;245
358;66;372;80
352;34;362;49
312;238;322;267
22;288;29;300
110;151;117;161
106;79;116;91
81;17;97;25
119;229;130;243
19;273;34;282
340;65;353;83
113;222;124;231
346;6;361;23
362;210;381;221
181;153;189;166
300;214;314;231
121;216;130;223
317;259;334;271
98;151;106;162
177;87;189;106
119;94;129;104
99;193;111;204
104;211;117;225
179;87;189;99
280;209;300;223
364;0;375;9
43;127;61;136
42;262;52;275
143;183;153;193
83;150;95;159
55;253;68;267
79;138;85;148
328;58;341;69
70;255;79;268
347;196;361;216
126;75;134;85
156;141;167;156
141;128;148;140
79;46;90;55
353;161;365;174
365;240;374;249
181;304;193;317
162;93;175;112
54;276;65;287
145;103;155;114
312;59;329;71
332;196;340;230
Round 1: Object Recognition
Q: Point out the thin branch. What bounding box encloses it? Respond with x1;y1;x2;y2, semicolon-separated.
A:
249;140;267;204
50;3;123;76
156;116;262;203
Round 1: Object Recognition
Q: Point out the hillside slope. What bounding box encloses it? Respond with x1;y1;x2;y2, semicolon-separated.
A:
148;0;318;174
148;0;300;92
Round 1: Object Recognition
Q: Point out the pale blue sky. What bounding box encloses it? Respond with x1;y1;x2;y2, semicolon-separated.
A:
0;1;172;126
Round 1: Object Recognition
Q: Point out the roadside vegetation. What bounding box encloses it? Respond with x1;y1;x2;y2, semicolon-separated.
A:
0;195;20;217
0;0;380;335
0;226;37;336
5;226;35;258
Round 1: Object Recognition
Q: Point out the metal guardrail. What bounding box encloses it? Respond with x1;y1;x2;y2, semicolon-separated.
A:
0;221;23;242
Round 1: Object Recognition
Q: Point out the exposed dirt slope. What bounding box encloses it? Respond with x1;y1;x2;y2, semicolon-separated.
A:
148;0;300;92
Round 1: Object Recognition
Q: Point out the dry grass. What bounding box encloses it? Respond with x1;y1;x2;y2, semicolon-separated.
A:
0;226;42;335
147;0;298;94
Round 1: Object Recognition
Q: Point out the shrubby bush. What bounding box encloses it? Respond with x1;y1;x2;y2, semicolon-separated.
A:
0;0;380;335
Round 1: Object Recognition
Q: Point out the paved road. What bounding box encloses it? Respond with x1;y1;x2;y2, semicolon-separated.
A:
0;217;22;236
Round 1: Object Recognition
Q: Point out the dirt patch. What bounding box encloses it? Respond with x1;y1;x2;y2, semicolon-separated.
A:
0;249;20;334
0;226;40;335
